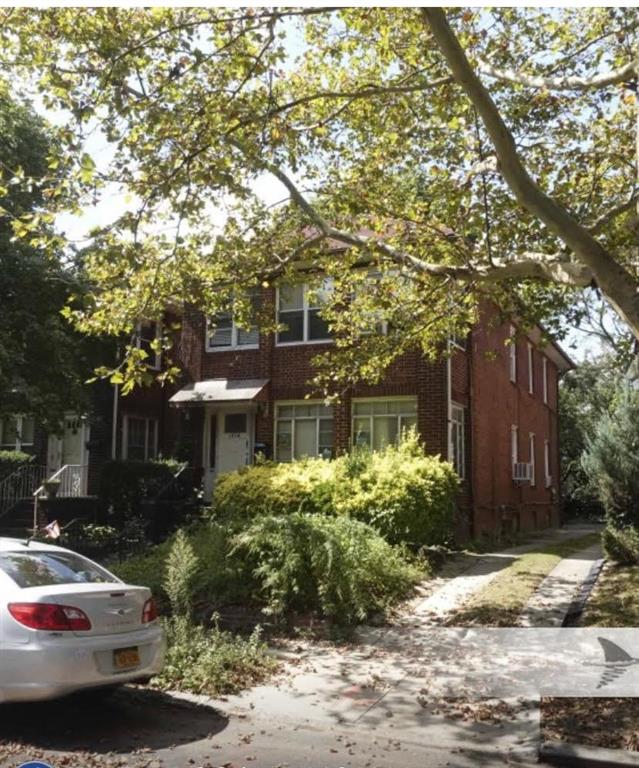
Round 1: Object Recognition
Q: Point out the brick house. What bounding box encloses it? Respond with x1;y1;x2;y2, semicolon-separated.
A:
108;287;572;541
2;285;571;541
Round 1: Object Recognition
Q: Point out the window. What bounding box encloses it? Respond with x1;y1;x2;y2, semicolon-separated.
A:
543;357;548;404
123;416;158;461
352;398;418;451
275;403;333;461
509;326;517;383
206;293;260;350
544;440;552;487
277;280;333;344
136;320;162;370
0;551;117;588
529;433;536;486
450;404;465;479
527;343;534;394
0;415;35;451
225;413;247;433
511;425;518;467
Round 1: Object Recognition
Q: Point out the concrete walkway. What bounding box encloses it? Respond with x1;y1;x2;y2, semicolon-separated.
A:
166;524;603;766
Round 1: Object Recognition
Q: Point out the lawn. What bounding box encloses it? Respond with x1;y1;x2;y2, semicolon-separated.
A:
579;562;639;626
446;533;601;627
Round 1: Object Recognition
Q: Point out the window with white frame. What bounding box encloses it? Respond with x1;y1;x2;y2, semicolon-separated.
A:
352;398;418;451
544;439;552;487
542;357;548;404
275;403;333;461
206;291;260;350
527;343;534;394
136;320;162;370
123;416;158;461
529;433;536;486
509;326;517;383
511;425;518;467
0;415;35;451
450;404;465;478
277;280;333;344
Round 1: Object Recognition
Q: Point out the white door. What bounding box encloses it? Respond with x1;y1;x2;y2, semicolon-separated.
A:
202;408;252;501
46;415;89;493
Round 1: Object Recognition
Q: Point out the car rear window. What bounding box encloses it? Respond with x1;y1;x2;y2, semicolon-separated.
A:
0;551;118;588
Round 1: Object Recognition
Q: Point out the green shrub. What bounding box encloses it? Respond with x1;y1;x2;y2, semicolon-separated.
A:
232;512;422;624
0;449;33;481
164;530;199;618
213;431;458;547
154;616;277;696
112;521;252;614
602;526;639;565
334;435;459;546
98;459;174;518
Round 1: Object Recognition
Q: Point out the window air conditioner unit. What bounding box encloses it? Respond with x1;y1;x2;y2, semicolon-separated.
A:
512;462;532;483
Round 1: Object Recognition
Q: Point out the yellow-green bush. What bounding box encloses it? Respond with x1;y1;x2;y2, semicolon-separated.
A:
213;431;459;547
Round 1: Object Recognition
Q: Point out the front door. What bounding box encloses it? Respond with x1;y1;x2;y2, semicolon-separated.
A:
202;408;253;501
47;415;89;493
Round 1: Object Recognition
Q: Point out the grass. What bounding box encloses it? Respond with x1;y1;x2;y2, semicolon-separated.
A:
447;533;601;627
579;562;639;626
541;697;639;751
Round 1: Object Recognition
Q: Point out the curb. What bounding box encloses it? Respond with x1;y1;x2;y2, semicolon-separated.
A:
561;556;606;627
540;740;639;767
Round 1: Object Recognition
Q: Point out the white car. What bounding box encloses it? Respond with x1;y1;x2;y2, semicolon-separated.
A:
0;537;165;703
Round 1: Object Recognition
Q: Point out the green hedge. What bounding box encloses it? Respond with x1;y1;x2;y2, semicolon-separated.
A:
0;450;33;481
213;431;458;547
602;526;639;565
232;512;421;624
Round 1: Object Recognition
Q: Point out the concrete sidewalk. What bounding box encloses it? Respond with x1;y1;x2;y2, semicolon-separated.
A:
169;524;602;766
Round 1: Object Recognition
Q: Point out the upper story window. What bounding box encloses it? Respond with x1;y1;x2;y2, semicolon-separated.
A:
529;432;536;486
511;424;518;465
527;343;534;394
275;402;333;461
508;326;517;383
207;292;260;351
352;398;417;451
0;415;35;451
450;404;466;479
277;280;333;345
542;357;548;404
136;320;162;370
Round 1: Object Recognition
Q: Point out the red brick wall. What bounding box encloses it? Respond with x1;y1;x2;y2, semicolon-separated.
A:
470;310;561;538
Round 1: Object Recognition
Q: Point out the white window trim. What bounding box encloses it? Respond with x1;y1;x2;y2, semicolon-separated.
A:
275;284;334;347
352;396;418;450
511;425;518;467
529;433;536;487
527;343;534;394
509;326;517;383
122;415;158;461
542;357;548;404
274;400;334;461
0;415;35;451
136;320;162;370
544;439;552;487
205;316;259;352
450;403;466;479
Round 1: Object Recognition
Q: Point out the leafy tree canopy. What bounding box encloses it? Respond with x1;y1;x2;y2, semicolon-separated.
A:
0;91;110;428
2;8;639;391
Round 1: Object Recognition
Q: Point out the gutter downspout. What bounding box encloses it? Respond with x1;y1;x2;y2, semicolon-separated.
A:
111;383;119;460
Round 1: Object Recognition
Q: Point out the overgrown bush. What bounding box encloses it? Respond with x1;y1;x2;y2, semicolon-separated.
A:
0;449;33;481
582;385;639;529
213;431;458;547
152;527;276;696
602;527;639;565
232;512;422;624
98;460;175;518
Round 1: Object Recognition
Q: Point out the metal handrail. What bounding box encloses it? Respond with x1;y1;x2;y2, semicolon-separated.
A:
33;464;88;533
0;464;48;520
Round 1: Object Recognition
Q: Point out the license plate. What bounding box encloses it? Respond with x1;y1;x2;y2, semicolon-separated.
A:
113;646;140;670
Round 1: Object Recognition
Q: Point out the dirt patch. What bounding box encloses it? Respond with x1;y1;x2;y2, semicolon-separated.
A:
541;697;639;750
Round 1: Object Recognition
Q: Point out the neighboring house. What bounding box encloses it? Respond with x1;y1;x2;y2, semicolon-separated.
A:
1;289;572;541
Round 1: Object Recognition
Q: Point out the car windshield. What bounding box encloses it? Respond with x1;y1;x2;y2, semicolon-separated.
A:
0;551;118;588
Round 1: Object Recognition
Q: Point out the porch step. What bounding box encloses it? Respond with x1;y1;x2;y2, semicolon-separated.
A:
0;497;36;537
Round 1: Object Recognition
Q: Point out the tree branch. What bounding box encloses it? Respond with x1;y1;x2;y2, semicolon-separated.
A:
422;8;639;333
477;58;637;90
